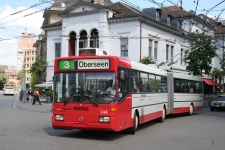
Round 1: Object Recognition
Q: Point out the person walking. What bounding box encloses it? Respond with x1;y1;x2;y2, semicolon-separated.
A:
20;89;24;102
27;88;32;103
32;89;42;105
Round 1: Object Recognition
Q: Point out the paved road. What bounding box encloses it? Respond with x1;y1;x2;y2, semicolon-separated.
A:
1;91;225;150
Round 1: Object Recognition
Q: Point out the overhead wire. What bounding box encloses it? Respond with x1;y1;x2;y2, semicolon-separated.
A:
0;0;53;21
1;0;225;41
0;0;83;37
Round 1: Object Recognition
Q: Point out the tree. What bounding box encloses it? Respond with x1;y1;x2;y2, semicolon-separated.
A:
30;59;48;83
140;56;156;65
0;66;8;89
30;74;39;89
185;33;217;76
17;69;25;84
211;68;224;91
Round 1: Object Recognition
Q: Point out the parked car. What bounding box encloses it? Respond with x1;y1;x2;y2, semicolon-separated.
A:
210;95;225;111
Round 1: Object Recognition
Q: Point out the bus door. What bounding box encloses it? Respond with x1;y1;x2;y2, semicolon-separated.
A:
167;72;174;114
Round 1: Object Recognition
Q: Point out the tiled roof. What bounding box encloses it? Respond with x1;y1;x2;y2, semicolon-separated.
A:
161;6;215;26
161;6;192;18
215;25;225;34
43;2;184;35
107;3;182;34
107;2;141;19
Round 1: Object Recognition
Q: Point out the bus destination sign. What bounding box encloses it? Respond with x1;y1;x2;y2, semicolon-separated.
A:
59;59;110;70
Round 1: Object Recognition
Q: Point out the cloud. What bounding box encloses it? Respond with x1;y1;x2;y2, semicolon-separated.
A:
0;5;44;36
0;5;45;67
0;43;17;66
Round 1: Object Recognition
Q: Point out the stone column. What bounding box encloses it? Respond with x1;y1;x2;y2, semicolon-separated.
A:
76;37;80;56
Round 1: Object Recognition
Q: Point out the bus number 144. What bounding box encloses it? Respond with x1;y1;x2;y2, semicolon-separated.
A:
100;110;108;115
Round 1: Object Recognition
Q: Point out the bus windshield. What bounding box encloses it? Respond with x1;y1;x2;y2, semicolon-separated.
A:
54;72;116;104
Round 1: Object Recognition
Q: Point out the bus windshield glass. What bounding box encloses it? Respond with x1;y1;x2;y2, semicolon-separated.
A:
54;72;116;104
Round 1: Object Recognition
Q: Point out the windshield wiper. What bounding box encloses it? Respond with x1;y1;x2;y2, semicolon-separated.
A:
80;88;98;106
62;95;69;105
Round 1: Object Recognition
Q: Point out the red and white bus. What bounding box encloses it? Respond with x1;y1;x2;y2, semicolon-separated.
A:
52;55;203;134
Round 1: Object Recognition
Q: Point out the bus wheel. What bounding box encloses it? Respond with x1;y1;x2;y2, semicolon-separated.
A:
210;107;215;111
127;112;138;134
189;104;194;116
159;107;166;123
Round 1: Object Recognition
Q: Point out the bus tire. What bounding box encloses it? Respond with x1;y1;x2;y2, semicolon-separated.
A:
159;107;166;123
210;107;215;111
127;112;138;134
189;104;194;116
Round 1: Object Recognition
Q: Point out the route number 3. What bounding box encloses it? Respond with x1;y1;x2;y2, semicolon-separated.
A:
64;61;70;68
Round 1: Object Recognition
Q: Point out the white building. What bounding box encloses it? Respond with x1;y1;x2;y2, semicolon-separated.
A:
42;1;217;82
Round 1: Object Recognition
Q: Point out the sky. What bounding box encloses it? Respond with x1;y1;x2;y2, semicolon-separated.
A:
0;0;225;67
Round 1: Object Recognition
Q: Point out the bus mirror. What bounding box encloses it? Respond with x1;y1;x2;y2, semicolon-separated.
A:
120;70;124;80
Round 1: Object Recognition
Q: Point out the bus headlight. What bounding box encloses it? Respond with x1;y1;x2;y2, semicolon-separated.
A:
99;116;110;123
55;115;64;121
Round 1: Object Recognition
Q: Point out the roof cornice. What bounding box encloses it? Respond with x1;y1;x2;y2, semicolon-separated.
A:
59;9;107;18
42;26;62;31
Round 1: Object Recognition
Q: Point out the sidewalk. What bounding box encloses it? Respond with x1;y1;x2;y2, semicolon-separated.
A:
13;95;52;113
203;98;212;107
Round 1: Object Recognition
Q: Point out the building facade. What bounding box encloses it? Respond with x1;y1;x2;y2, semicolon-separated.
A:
38;0;223;94
17;32;36;84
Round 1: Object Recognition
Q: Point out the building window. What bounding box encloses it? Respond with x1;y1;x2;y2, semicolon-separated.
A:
79;41;84;48
171;46;174;62
90;39;99;48
96;39;99;48
178;19;183;29
55;43;61;58
156;11;161;21
185;49;188;65
149;39;153;58
166;44;169;61
180;49;183;65
121;38;128;57
167;16;171;26
154;41;158;59
90;40;94;48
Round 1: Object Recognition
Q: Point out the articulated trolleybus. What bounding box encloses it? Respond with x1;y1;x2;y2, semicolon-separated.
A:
52;55;203;134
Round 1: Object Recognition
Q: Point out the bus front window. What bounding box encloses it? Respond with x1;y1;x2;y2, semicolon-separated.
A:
53;72;116;104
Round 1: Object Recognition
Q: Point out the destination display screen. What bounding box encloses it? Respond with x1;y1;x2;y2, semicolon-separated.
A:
59;59;110;70
5;85;14;89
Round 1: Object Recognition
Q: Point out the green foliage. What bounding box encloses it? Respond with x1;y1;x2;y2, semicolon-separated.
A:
17;69;25;84
46;90;53;96
140;57;156;65
29;59;48;83
219;51;225;71
30;59;48;76
30;74;39;89
211;68;224;81
185;33;217;76
0;66;8;89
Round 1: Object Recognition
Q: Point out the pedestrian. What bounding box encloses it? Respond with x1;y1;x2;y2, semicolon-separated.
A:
20;89;24;102
27;88;33;103
32;89;42;105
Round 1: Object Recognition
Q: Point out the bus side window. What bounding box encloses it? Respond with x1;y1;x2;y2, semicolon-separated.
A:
118;68;129;94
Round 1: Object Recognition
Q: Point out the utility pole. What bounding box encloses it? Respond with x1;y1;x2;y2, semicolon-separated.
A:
222;34;225;92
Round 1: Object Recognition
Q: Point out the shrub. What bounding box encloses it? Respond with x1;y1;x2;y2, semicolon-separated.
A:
46;90;53;96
